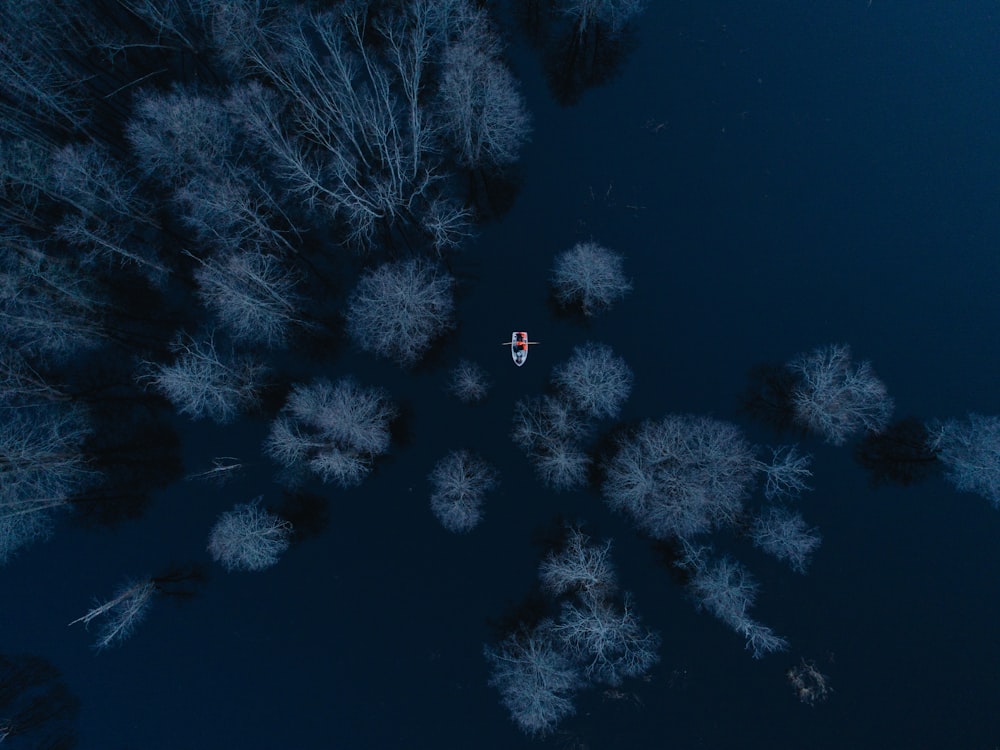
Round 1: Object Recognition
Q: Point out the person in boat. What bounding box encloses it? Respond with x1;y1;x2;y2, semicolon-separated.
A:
514;333;527;351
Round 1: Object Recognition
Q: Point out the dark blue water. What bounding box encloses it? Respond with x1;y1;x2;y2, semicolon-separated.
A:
4;1;1000;747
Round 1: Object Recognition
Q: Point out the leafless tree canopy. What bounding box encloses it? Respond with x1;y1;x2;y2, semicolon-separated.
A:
602;415;758;540
346;258;455;367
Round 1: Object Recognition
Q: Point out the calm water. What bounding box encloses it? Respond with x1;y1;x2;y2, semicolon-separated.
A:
5;1;1000;747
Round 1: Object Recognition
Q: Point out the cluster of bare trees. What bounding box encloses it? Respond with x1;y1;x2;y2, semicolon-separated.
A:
222;0;529;250
742;343;1000;510
512;342;634;491
265;377;397;488
1;0;535;668
486;526;659;736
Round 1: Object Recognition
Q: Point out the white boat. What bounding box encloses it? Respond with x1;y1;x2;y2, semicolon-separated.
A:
505;331;539;366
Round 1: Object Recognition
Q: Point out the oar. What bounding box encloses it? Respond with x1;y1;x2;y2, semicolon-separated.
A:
500;341;541;345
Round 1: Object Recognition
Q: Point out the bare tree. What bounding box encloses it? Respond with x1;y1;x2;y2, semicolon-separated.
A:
531;438;591;492
512;395;592;490
0;404;95;565
264;377;396;488
50;142;156;227
69;567;203;649
539;527;617;600
419;194;474;255
207;498;292;572
233;5;440;248
225;0;497;251
139;331;266;424
758;445;813;501
552;592;660;686
928;413;1000;506
484;620;584;736
428;450;499;533
116;0;216;56
0;5;96;139
749;506;821;574
2;139;166;281
127;87;235;188
602;415;758;539
685;554;788;659
209;0;279;79
175;169;297;257
0;236;111;360
551;241;632;316
436;7;531;169
550;342;633;420
787;344;893;446
0;342;71;404
345;258;455;367
446;359;491;403
68;578;156;650
511;395;589;453
193;250;305;348
185;456;244;484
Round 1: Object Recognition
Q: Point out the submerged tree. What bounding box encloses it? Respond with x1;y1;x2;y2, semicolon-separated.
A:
129;86;296;261
436;5;531;170
345;258;455;368
928;413;1000;507
758;445;813;501
684;553;788;659
0;3;105;140
69;578;156;650
127;87;233;189
0;403;96;565
51;141;167;283
512;395;592;491
428;450;499;533
193;250;305;349
230;1;483;250
539;527;618;600
446;359;491;403
532;440;592;492
484;620;584;736
207;498;293;572
552;592;660;686
264;377;396;488
749;506;822;574
550;241;632;316
69;567;204;650
602;415;758;540
0;231;113;361
550;342;633;420
139;331;266;424
787;344;893;446
511;395;590;453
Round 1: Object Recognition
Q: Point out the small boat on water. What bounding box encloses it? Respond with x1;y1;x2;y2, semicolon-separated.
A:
505;331;539;366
